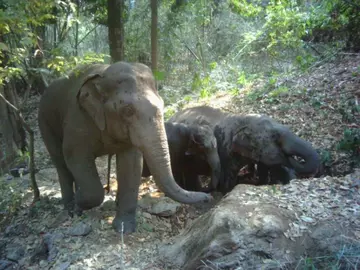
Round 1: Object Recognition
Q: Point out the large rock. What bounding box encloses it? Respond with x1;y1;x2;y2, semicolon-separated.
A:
160;172;360;269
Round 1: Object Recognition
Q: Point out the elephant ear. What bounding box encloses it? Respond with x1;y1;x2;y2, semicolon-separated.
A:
185;130;206;156
231;132;253;159
76;74;106;131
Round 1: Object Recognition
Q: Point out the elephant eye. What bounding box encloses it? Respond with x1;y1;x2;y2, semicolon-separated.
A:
121;104;136;117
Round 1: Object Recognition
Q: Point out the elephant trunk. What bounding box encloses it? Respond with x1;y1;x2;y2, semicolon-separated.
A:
140;122;212;204
281;131;320;176
206;150;221;190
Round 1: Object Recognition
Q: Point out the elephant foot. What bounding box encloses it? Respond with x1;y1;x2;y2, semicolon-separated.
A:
112;213;136;235
64;200;83;218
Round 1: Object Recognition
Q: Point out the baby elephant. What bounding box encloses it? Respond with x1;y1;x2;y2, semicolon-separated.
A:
169;105;320;194
142;121;220;192
214;113;320;193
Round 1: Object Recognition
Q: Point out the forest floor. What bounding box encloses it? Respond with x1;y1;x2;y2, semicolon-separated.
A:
0;54;359;269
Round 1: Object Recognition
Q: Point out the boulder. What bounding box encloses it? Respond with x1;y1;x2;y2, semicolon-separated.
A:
161;171;360;269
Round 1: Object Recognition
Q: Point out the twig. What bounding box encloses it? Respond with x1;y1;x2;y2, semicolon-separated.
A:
19;79;34;110
172;31;202;63
104;154;112;194
120;222;124;268
338;52;360;56
77;25;98;48
0;93;40;202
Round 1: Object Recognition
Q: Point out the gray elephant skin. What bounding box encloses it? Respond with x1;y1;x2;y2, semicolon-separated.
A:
171;106;320;193
142;121;217;192
37;62;211;234
168;109;222;191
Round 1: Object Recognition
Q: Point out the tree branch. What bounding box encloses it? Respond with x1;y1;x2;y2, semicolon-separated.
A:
77;25;98;48
0;93;40;202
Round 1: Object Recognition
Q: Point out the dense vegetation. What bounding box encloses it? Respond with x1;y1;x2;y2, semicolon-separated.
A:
0;0;358;175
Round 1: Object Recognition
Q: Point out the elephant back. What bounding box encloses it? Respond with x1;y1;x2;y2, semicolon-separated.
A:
169;105;226;127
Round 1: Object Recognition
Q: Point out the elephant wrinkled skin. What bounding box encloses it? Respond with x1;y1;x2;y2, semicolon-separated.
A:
172;106;320;193
142;121;218;192
37;62;212;234
168;107;223;191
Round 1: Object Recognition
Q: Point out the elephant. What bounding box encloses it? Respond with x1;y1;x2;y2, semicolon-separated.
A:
168;107;224;190
170;106;320;193
214;113;320;193
141;121;219;192
37;62;212;234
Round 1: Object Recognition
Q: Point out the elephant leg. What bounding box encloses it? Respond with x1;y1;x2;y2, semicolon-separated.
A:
63;150;104;210
40;127;76;214
182;171;202;192
257;163;270;185
113;147;142;234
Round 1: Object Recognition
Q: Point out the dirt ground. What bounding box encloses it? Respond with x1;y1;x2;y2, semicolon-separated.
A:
0;54;359;269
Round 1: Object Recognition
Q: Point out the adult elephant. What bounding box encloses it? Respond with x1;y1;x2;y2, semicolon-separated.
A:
142;121;218;192
171;106;320;193
37;62;212;234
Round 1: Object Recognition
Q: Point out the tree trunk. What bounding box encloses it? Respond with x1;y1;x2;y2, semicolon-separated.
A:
108;0;125;62
150;0;158;72
0;84;27;173
75;0;80;56
106;0;125;193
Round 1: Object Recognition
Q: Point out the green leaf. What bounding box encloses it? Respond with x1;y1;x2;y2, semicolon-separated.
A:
153;70;165;81
0;43;8;51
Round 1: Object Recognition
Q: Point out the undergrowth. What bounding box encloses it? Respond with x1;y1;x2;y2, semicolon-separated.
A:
296;241;360;270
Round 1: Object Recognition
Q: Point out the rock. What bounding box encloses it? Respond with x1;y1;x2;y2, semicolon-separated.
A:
101;199;116;211
30;232;63;264
55;261;71;270
48;210;70;228
0;260;16;270
138;195;181;217
6;244;25;262
151;199;181;217
160;184;358;270
39;260;48;268
5;224;28;237
67;222;92;236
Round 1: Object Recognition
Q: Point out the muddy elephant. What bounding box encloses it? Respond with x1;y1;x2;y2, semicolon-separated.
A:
171;106;320;193
141;121;218;192
37;62;212;234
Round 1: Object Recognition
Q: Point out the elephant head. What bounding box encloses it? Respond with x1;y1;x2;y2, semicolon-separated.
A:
76;62;211;204
185;125;221;189
229;114;320;177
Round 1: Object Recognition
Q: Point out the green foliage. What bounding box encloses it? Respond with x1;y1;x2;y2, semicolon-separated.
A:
308;0;360;50
296;54;316;71
191;73;216;97
269;86;289;97
237;71;248;86
164;107;176;121
0;180;22;224
46;52;107;76
153;70;165;81
319;149;332;167
338;99;360;123
337;128;360;156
